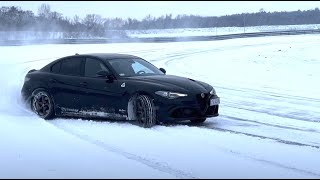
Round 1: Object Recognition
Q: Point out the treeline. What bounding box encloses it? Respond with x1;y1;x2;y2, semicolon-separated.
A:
122;8;320;29
1;4;320;39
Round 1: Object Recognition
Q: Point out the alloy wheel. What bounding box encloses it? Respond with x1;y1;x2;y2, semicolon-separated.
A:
32;92;51;118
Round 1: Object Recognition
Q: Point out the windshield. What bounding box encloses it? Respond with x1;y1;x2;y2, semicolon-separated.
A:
108;58;164;77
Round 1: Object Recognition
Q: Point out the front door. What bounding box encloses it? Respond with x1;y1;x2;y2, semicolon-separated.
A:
79;57;125;119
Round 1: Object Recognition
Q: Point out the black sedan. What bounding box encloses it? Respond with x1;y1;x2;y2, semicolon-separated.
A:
21;53;220;128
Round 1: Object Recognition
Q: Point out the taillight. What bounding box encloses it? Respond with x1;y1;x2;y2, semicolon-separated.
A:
24;77;30;82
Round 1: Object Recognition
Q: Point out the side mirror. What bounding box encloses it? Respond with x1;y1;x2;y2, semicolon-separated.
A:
159;68;166;74
96;70;109;77
96;70;115;82
96;70;115;83
106;74;115;83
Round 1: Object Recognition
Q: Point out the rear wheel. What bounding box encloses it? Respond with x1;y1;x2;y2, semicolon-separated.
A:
190;118;206;124
135;95;157;128
31;90;54;119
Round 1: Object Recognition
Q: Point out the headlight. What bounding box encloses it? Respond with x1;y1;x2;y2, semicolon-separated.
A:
155;91;188;99
210;88;216;95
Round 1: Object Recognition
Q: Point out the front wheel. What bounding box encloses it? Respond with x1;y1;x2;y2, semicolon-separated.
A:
31;90;55;120
135;95;157;128
190;118;206;124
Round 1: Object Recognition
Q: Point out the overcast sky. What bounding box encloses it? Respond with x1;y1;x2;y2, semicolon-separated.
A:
2;1;320;20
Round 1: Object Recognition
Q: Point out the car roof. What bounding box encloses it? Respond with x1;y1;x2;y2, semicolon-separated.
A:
40;53;142;72
77;53;141;60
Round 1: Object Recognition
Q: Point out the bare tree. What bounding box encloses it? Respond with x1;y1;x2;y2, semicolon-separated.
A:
82;14;104;37
82;14;103;27
72;15;80;25
50;11;62;20
37;3;51;19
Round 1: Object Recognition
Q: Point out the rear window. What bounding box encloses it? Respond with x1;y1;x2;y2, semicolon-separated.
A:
60;57;83;76
51;62;61;73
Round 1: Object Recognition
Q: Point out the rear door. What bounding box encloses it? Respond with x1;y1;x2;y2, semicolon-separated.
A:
48;57;85;115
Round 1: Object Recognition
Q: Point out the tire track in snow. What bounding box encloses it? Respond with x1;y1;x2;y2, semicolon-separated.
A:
167;120;320;149
224;103;320;123
168;113;320;149
147;44;245;64
49;122;197;179
154;43;276;66
197;124;320;149
216;85;320;104
220;114;320;134
217;86;320;123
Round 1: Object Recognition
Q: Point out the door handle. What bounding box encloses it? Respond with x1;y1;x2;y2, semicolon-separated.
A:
80;82;87;86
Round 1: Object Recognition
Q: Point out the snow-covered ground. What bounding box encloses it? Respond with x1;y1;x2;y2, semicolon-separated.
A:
126;24;320;38
0;34;320;178
2;24;320;40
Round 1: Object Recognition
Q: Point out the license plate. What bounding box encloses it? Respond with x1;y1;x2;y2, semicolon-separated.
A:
210;97;220;106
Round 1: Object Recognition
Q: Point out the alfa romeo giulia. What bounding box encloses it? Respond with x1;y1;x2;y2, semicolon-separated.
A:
21;53;220;128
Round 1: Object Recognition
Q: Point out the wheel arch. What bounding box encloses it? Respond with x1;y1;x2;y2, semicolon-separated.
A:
132;90;155;99
127;91;155;121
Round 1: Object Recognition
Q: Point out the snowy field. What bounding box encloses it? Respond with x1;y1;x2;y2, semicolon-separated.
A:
0;34;320;178
126;24;320;38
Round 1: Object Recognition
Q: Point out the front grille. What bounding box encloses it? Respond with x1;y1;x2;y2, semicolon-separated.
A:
170;108;199;118
196;93;210;113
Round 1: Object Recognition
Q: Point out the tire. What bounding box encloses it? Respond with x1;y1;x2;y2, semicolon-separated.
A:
31;90;55;120
190;118;206;124
135;95;157;128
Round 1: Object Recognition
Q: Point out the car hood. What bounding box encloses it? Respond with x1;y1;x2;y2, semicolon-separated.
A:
127;75;212;93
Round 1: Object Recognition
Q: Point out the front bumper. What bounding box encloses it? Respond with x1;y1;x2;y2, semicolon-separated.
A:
155;94;220;122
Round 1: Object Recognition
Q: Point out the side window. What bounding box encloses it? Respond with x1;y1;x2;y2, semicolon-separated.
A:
85;58;110;77
60;57;82;76
132;61;154;73
51;61;61;73
109;60;135;76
